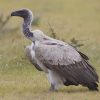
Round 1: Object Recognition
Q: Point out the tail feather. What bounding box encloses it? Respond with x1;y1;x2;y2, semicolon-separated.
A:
87;82;98;91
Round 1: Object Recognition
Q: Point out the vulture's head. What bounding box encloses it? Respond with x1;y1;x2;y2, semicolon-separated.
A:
11;8;33;21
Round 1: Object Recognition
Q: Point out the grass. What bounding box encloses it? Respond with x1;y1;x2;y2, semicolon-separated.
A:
0;0;100;100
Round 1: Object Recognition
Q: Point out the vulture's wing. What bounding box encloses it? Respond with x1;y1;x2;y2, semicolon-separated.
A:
78;51;89;60
35;41;99;88
25;45;43;71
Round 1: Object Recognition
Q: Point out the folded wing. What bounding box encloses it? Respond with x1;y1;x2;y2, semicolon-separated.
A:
35;41;99;90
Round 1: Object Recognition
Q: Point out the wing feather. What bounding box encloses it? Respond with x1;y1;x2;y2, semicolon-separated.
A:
78;51;89;60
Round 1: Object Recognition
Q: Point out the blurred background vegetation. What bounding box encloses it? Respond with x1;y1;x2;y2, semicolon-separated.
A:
0;0;100;100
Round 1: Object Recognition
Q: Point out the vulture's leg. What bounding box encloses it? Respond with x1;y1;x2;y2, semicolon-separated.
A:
48;70;63;92
49;84;58;92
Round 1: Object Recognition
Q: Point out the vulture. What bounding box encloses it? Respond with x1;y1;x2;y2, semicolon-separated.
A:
11;8;99;91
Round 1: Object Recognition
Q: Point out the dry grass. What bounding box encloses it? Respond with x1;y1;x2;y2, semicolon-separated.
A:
0;0;100;100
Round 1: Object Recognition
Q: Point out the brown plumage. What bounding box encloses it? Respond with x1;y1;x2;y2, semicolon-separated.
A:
11;8;99;91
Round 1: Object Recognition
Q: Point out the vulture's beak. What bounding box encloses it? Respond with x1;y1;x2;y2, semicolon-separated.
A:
11;12;16;16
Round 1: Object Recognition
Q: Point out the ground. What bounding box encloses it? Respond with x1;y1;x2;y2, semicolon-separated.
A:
0;0;100;100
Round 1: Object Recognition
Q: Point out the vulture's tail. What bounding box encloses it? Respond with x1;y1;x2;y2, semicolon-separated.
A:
83;60;99;91
87;82;98;91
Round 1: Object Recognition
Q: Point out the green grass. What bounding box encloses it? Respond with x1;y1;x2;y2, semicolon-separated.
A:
0;0;100;100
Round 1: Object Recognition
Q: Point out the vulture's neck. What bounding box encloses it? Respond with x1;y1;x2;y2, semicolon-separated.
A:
23;17;33;38
22;15;58;42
